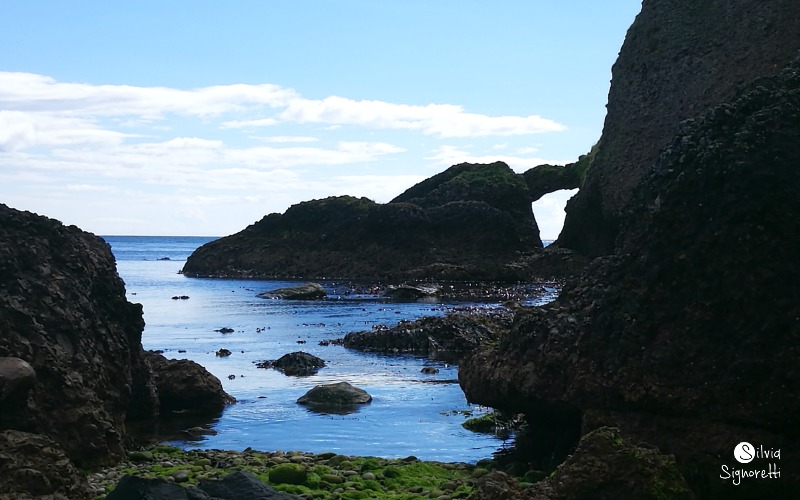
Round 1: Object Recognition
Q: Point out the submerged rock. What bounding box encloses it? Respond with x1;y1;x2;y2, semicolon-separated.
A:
257;283;327;300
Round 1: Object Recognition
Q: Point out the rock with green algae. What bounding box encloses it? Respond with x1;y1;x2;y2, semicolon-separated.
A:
524;427;693;500
268;464;308;485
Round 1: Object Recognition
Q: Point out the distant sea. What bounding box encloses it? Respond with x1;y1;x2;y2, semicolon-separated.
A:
104;235;557;463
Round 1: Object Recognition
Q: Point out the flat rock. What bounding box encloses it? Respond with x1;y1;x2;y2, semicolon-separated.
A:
383;283;441;300
257;283;326;300
297;381;372;411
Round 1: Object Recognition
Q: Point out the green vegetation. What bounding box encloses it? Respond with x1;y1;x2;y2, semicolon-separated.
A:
104;447;480;499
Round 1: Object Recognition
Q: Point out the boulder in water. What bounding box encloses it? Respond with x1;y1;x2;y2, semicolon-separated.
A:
257;283;327;300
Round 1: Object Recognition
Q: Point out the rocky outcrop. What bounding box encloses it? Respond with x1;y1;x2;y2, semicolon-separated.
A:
297;381;372;413
0;203;159;468
257;282;327;300
0;430;92;499
467;427;691;500
459;57;800;496
256;351;326;376
107;470;302;500
521;145;596;202
558;0;800;256
145;351;236;414
339;309;512;357
182;162;562;281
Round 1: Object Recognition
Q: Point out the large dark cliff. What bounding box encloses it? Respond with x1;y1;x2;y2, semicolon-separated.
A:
183;161;583;281
0;204;234;497
558;0;800;256
459;51;800;498
0;204;159;468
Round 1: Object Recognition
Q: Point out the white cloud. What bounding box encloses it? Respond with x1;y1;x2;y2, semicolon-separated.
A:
0;72;297;118
427;145;563;173
280;96;565;137
220;118;280;129
0;110;133;151
257;136;319;143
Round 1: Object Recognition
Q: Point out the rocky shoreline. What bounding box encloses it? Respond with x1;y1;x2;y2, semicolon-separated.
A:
89;424;692;500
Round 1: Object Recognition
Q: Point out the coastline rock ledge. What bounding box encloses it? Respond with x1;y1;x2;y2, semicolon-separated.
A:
182;161;580;281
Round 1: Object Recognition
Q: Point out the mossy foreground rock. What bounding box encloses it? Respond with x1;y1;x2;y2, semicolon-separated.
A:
99;447;479;499
269;464;308;485
526;427;692;499
182;162;549;281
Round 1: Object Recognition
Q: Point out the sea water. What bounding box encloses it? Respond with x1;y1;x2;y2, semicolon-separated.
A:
106;236;556;463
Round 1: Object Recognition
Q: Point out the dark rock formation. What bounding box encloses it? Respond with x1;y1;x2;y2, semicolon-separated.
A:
521;145;596;202
145;351;236;414
468;427;692;500
256;351;326;376
0;357;36;402
107;470;302;499
182;162;561;281
558;0;800;256
0;430;92;499
527;427;692;499
0;203;159;468
383;283;440;301
297;381;372;412
460;57;800;496
257;282;327;300
339;309;512;357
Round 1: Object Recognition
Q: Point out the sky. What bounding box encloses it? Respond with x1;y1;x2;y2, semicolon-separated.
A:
0;1;641;239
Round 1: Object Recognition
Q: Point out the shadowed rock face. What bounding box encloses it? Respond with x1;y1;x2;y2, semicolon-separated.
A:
459;58;800;496
144;351;236;414
182;162;550;281
558;0;800;256
0;203;158;468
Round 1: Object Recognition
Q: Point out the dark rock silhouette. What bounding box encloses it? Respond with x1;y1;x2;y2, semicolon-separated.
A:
0;203;159;468
460;56;800;497
145;351;236;414
297;381;372;414
0;203;236;496
339;309;511;357
182;162;578;281
257;282;327;300
558;0;800;256
256;351;326;376
107;470;302;499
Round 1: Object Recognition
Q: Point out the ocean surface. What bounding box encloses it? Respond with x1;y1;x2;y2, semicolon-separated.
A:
105;236;557;463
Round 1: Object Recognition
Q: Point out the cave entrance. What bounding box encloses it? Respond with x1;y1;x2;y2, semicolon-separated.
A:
532;188;578;245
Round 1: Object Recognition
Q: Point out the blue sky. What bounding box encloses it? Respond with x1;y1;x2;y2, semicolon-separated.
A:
0;1;641;238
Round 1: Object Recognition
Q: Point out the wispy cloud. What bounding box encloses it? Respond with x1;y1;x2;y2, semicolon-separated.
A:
279;96;565;137
427;145;563;173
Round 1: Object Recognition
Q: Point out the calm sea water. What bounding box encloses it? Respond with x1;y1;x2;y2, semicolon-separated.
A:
105;236;556;463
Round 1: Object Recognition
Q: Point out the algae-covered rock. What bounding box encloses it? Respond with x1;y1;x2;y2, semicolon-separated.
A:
527;427;693;499
268;463;308;485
